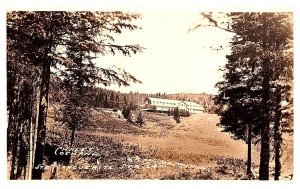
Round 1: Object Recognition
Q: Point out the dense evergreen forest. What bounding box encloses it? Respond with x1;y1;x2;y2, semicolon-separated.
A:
50;79;216;113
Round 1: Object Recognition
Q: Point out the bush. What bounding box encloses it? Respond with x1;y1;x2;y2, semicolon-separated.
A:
167;108;190;117
136;111;144;126
173;107;180;123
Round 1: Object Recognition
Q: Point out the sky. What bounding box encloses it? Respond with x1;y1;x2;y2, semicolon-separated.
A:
97;11;233;95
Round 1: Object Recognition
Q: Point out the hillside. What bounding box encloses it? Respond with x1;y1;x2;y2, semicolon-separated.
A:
44;107;293;180
51;87;217;113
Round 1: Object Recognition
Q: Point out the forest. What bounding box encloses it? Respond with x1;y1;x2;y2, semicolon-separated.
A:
7;12;293;180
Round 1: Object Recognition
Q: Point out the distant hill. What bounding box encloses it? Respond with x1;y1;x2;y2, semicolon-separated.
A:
50;86;217;113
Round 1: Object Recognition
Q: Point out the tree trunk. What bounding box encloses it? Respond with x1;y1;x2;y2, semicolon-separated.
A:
259;14;271;180
28;118;34;179
9;128;18;179
70;125;75;147
16;96;32;179
16;131;26;179
32;13;54;179
31;84;41;179
259;112;270;180
9;91;21;180
274;92;282;180
259;58;271;180
247;125;252;176
32;62;51;179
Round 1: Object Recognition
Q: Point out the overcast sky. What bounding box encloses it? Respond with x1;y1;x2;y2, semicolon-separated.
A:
97;11;233;95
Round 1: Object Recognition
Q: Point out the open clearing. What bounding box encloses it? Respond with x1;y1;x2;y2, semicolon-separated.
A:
93;113;258;162
44;108;293;180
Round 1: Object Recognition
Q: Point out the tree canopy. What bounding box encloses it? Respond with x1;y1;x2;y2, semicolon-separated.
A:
7;11;144;179
204;12;293;180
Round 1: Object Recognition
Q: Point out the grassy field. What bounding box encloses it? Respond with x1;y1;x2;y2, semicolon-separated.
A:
43;108;293;180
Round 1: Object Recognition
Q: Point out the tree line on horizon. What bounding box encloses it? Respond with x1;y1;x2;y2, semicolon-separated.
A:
50;86;216;112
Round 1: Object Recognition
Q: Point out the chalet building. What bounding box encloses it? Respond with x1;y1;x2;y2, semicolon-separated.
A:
144;97;204;114
183;101;205;114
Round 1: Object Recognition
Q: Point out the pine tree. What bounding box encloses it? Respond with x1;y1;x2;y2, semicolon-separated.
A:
173;107;180;123
127;110;134;123
136;111;144;126
7;11;144;179
203;12;293;180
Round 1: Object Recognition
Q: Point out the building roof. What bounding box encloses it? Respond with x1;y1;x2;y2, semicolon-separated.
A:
183;101;205;110
147;97;182;104
146;97;204;111
146;97;182;108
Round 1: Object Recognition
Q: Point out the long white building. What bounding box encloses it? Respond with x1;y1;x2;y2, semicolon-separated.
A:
144;97;204;114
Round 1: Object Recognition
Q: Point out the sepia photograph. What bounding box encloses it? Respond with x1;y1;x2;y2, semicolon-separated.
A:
5;3;295;182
